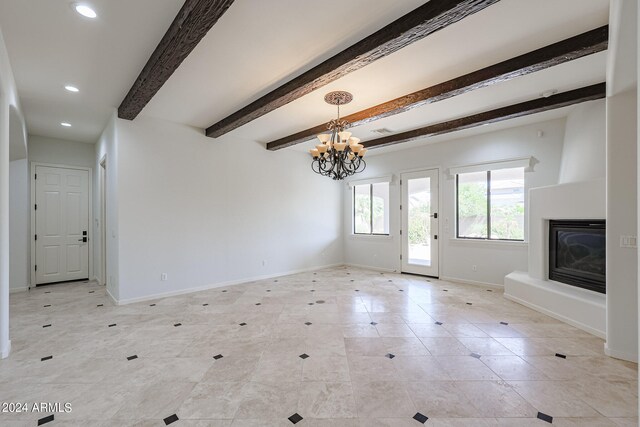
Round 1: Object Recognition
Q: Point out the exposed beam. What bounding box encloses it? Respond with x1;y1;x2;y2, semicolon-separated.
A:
267;26;608;151
118;0;235;120
363;83;606;149
206;0;500;138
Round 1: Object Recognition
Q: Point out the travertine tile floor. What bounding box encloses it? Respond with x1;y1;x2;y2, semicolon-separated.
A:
0;266;637;426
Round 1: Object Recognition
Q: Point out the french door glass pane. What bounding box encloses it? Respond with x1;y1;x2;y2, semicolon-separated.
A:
407;177;431;266
458;171;488;238
372;182;389;234
354;184;371;234
490;167;525;240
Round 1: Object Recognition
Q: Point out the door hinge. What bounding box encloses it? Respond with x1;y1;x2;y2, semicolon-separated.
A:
434;235;438;240
400;179;402;185
400;229;402;235
34;204;37;210
35;265;37;271
400;204;402;210
400;254;403;260
34;173;37;180
35;234;37;241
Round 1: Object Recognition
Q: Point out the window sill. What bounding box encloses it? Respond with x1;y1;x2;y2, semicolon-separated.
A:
349;234;394;241
449;238;527;248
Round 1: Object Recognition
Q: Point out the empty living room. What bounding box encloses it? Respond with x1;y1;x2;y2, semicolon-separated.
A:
1;0;639;425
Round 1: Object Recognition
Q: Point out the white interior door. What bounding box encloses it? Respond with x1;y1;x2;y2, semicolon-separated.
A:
401;169;439;277
35;166;89;285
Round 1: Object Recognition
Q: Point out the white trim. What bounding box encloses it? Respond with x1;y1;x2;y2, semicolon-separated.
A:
348;234;394;241
448;156;532;176
1;340;11;359
106;286;118;306
347;175;393;187
440;276;504;289
449;238;528;248
9;286;28;293
504;292;605;339
30;162;94;287
112;263;344;305
344;263;397;273
604;343;638;362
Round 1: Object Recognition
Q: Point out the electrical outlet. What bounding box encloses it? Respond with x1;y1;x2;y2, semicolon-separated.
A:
620;236;638;248
161;273;168;281
472;265;477;272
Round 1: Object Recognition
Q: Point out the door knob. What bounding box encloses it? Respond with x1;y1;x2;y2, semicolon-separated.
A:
78;237;88;242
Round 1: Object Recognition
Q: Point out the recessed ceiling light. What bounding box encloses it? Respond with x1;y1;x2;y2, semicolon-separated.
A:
65;85;79;92
61;122;72;127
74;4;97;18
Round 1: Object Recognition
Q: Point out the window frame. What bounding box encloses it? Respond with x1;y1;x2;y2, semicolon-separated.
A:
455;168;524;242
352;182;390;236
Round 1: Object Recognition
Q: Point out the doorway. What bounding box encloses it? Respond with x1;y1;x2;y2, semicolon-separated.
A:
99;156;106;286
32;164;91;285
401;169;439;277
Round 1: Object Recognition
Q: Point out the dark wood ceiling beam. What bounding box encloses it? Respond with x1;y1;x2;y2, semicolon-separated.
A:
118;0;235;120
363;82;605;149
267;26;608;151
206;0;500;138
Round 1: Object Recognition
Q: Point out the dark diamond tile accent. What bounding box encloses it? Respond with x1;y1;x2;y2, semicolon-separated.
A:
38;414;54;425
316;300;325;304
150;304;156;306
355;289;360;292
274;280;278;282
347;272;350;275
399;289;404;292
385;353;395;359
308;303;314;305
97;304;104;307
486;289;493;292
43;324;51;328
305;322;312;326
239;323;247;326
255;303;261;306
43;305;51;307
299;353;309;359
466;302;472;305
435;321;443;325
470;353;481;359
370;322;378;326
310;290;315;292
174;323;182;327
314;272;317;275
312;280;317;282
500;321;509;325
108;324;116;327
388;279;392;282
89;291;95;293
164;414;179;425
537;412;553;423
44;291;51;294
213;354;223;360
442;289;448;292
555;353;567;359
222;290;227;293
267;290;271;292
413;412;429;423
350;279;354;282
288;413;303;424
41;355;53;361
127;355;138;361
202;303;209;306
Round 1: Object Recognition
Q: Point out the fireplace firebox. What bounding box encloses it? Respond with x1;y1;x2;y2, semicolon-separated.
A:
548;220;606;294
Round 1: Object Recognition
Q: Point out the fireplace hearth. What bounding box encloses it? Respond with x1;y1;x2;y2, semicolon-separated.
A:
549;220;606;293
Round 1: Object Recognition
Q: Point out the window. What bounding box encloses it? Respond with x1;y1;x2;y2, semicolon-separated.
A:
456;167;525;240
353;182;389;235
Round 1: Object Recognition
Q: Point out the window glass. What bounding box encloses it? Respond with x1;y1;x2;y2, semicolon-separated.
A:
354;184;371;234
490;168;525;240
457;171;488;239
371;182;389;234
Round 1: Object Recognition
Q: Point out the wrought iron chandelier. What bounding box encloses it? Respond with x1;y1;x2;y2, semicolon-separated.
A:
310;91;367;180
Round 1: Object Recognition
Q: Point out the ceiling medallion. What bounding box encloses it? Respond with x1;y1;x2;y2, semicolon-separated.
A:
310;91;367;180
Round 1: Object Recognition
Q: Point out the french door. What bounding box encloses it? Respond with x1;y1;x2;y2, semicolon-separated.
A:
35;166;89;285
401;169;439;277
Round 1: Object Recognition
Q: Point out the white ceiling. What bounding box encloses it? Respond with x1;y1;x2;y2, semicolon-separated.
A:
0;0;610;150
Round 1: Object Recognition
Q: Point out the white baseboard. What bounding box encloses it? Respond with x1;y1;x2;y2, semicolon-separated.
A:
504;292;605;339
604;343;638;363
440;276;503;289
9;286;28;294
114;263;344;305
1;340;11;359
105;287;118;305
344;263;397;273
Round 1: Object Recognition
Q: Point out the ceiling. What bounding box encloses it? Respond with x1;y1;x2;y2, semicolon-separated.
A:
0;0;609;150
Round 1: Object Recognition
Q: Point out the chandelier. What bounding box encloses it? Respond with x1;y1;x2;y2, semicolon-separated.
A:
310;91;367;180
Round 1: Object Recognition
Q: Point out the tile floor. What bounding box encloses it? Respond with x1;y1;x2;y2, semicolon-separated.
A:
0;266;637;426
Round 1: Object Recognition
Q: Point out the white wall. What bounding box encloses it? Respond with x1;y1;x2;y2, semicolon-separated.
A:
558;100;606;183
109;116;342;303
343;118;565;286
9;159;28;292
94;114;119;300
0;25;26;358
28;135;95;168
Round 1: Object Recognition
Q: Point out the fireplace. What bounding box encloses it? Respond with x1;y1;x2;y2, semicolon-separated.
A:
548;220;606;293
